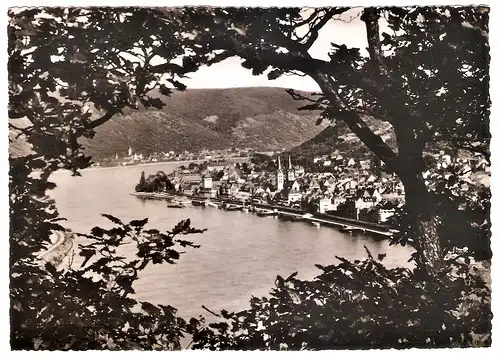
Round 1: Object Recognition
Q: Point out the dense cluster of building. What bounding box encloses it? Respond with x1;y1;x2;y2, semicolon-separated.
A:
142;144;489;226
163;154;402;224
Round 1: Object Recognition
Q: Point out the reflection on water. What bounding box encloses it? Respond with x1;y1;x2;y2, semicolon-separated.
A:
49;163;414;319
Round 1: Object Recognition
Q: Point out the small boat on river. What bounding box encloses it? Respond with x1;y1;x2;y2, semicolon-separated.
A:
278;213;301;222
206;202;219;208
256;210;278;217
167;203;185;209
339;225;358;233
225;204;243;211
192;200;206;207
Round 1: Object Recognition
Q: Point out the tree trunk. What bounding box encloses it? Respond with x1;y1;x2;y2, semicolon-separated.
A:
401;172;443;277
309;70;443;277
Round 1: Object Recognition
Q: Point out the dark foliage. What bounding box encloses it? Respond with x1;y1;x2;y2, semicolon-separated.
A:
9;6;491;351
189;248;491;350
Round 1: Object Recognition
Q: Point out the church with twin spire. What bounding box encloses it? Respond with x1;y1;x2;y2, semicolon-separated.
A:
276;155;296;191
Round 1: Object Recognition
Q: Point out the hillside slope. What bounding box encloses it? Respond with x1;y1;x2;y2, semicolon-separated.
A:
79;87;327;160
9;87;327;160
288;116;396;161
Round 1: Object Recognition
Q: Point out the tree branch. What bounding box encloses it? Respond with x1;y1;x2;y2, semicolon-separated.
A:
360;9;431;149
9;122;32;133
202;305;221;318
301;8;349;50
149;62;187;74
286;89;324;104
308;70;403;175
290;9;320;29
83;110;118;133
361;8;387;76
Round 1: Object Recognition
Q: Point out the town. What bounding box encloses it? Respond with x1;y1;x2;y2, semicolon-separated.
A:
134;151;407;227
134;147;489;230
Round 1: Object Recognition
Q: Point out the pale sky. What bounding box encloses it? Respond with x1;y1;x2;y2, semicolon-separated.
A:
182;8;369;91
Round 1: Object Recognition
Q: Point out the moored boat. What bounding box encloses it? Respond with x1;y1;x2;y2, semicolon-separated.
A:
167;203;184;208
339;225;358;233
226;204;243;211
278;213;301;222
256;210;278;217
206;202;219;208
192;200;206;207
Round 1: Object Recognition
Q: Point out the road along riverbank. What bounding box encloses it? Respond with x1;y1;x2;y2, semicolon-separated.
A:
38;230;75;269
130;192;398;238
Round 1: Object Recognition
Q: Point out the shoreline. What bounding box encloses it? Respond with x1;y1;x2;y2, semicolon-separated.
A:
131;192;397;237
53;157;250;174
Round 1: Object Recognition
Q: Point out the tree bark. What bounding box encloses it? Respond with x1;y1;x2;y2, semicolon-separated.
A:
400;172;443;277
394;116;443;276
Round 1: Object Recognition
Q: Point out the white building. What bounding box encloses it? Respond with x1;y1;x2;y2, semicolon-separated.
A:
290;180;301;191
372;189;382;203
360;160;371;170
319;198;334;214
309;179;320;190
379;209;395;223
202;174;213;189
288;190;303;203
355;198;374;211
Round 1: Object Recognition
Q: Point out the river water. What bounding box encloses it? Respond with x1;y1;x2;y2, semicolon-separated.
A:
48;161;413;320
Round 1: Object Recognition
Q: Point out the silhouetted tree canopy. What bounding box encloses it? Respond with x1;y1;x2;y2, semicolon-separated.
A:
8;6;491;351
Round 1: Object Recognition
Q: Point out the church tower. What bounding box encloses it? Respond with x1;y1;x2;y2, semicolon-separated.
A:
287;155;295;182
276;156;284;191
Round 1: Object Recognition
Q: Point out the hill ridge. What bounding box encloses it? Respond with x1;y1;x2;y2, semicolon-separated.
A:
10;87;328;160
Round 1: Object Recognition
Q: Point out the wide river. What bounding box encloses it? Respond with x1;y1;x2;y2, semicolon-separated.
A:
49;161;414;320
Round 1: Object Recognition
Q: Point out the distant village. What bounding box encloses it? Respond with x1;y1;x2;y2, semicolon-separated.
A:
93;146;270;168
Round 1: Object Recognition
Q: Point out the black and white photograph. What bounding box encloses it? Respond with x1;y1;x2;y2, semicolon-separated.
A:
6;2;493;351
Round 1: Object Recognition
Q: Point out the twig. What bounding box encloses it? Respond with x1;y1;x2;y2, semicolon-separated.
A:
332;10;362;24
202;305;221;318
364;245;374;260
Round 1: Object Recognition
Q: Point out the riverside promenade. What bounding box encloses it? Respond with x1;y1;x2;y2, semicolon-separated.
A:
131;192;398;237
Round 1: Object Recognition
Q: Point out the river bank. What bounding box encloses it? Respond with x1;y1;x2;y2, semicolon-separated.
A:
38;230;75;269
131;192;398;237
52;157;250;174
